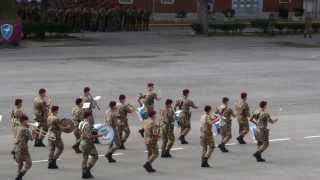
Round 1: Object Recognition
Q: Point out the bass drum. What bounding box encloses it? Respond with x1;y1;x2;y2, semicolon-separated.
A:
136;104;147;121
250;124;257;141
94;123;114;145
212;120;221;136
60;118;75;133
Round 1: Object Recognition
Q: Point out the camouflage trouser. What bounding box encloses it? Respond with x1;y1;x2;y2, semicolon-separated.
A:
200;136;215;159
180;112;191;136
256;128;270;153
238;118;249;137
118;122;131;145
161;124;175;152
146;143;159;164
34;114;48;140
73;122;81;145
15;149;32;176
48;138;64;160
305;24;313;35
81;143;98;169
221;122;232;144
107;128;120;154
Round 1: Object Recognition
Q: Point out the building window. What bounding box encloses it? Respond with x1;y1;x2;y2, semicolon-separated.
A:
161;0;175;5
119;0;133;4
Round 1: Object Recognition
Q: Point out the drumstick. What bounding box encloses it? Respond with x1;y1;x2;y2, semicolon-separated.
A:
0;114;3;123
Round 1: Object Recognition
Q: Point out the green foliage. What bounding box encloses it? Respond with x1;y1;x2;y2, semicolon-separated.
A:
223;9;236;19
176;10;188;19
274;22;305;33
312;23;320;33
23;23;75;38
293;8;304;17
0;0;18;19
251;19;270;33
191;23;203;34
209;22;247;33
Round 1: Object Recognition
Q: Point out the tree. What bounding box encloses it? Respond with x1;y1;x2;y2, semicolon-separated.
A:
197;0;209;34
0;0;18;20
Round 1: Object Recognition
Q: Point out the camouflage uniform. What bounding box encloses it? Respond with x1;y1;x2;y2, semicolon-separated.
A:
144;118;159;164
200;113;215;164
105;109;121;156
81;95;96;122
216;105;234;145
143;11;151;31
72;105;84;152
143;92;159;114
235;100;250;141
252;110;274;154
304;15;313;38
33;96;49;144
47;114;64;163
80;121;98;171
15;126;33;178
117;103;133;147
175;97;197;138
160;106;175;156
11;108;24;138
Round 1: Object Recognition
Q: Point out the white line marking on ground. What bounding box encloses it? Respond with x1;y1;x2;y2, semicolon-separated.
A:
226;143;237;146
98;153;124;157
269;138;291;142
32;159;60;163
144;147;184;153
304;135;320;139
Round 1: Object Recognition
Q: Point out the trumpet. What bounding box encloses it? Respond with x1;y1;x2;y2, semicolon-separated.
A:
28;122;56;141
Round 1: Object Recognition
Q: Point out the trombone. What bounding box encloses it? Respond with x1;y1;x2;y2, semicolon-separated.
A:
28;122;56;141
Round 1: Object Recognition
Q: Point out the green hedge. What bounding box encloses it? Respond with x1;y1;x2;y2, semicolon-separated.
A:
251;19;270;33
274;22;305;33
209;22;247;33
23;23;75;38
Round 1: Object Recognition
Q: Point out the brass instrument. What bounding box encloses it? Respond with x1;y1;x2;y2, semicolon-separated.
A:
89;94;101;111
60;118;75;133
28;122;56;141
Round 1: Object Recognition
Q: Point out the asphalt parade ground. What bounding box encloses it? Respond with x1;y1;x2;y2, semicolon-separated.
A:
0;28;320;180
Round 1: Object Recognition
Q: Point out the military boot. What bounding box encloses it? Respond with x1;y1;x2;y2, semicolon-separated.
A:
139;128;145;138
218;143;229;153
105;152;116;163
15;173;23;180
143;162;153;173
179;135;188;144
72;143;82;154
82;168;90;179
253;152;265;162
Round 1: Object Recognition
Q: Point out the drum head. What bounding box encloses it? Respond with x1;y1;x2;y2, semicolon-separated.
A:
212;120;221;136
60;118;75;133
94;123;114;145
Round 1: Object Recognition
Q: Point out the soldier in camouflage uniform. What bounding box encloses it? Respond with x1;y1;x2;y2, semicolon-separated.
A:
81;87;98;123
47;106;65;169
72;98;84;154
11;99;24;161
80;112;101;179
200;105;218;168
215;97;235;153
160;99;175;158
143;110;159;173
11;99;24;138
143;10;151;31
174;89;198;144
235;92;250;144
250;101;278;162
104;101;121;163
304;13;313;38
97;7;107;32
33;88;49;147
137;10;144;31
138;83;161;138
117;95;134;150
14;115;34;180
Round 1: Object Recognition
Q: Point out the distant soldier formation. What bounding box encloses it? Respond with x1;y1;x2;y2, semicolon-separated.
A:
9;82;280;180
17;1;152;32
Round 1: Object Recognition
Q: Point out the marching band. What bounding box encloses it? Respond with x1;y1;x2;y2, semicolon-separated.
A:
8;84;279;180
